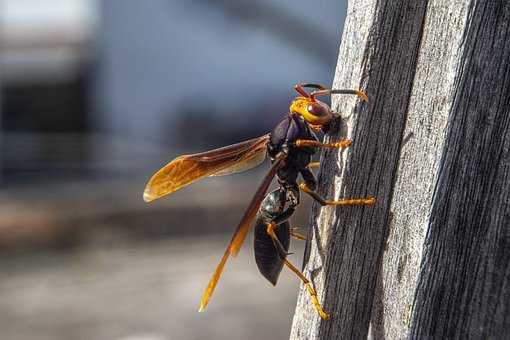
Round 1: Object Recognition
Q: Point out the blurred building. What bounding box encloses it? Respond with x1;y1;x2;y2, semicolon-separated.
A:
1;0;97;130
0;0;346;182
0;0;98;183
93;0;345;146
0;2;347;339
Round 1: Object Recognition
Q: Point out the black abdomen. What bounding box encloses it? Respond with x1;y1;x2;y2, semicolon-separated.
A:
253;218;290;285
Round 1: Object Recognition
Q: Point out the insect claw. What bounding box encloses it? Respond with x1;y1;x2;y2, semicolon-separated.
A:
355;90;369;102
290;229;307;241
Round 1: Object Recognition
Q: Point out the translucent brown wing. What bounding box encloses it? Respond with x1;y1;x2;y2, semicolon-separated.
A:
143;134;270;202
199;153;286;312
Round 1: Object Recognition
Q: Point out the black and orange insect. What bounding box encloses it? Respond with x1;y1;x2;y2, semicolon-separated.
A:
143;83;375;319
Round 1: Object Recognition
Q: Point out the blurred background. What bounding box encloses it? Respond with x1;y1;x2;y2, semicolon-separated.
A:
0;1;346;339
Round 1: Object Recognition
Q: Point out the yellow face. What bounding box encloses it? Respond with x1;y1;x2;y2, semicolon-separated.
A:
290;97;333;125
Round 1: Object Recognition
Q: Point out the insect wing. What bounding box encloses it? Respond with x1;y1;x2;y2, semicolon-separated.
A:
143;135;270;202
199;153;286;312
228;154;286;257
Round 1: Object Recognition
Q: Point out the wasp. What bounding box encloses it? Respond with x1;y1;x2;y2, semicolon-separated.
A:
143;83;375;320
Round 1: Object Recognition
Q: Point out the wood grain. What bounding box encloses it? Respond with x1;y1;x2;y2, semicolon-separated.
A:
290;0;510;339
290;1;428;339
411;1;510;338
371;1;470;338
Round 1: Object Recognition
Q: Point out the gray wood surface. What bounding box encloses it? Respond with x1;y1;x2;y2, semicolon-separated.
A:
290;0;510;339
290;1;428;339
371;1;471;338
411;2;510;338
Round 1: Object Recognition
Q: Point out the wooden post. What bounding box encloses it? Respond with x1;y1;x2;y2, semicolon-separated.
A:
290;1;510;339
410;2;510;338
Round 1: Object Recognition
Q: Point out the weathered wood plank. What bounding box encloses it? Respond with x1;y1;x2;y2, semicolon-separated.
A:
370;1;471;338
290;1;428;339
291;0;510;339
411;1;510;338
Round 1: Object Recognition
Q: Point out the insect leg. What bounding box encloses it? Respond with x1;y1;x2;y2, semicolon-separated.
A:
294;139;352;149
283;258;330;320
299;182;376;207
264;222;329;319
290;227;307;240
266;222;292;258
262;189;297;257
300;167;317;190
307;162;321;169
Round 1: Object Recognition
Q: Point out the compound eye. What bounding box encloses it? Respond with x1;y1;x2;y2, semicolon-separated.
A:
307;103;329;118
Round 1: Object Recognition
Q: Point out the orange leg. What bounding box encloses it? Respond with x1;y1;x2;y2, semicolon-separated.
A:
290;227;307;241
266;223;330;320
307;161;321;169
266;222;291;257
295;139;352;149
299;182;376;207
309;124;323;132
283;258;330;320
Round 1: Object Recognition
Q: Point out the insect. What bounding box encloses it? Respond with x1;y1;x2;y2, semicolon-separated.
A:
143;83;375;319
